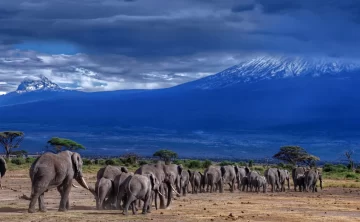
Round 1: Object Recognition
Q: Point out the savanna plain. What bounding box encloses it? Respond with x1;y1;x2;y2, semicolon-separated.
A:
1;164;360;222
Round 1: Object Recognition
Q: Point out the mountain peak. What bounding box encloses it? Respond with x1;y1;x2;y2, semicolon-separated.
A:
16;75;63;94
185;56;360;90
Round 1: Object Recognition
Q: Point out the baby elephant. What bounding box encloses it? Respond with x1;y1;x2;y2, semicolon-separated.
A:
95;177;114;210
188;170;203;194
251;175;267;193
121;173;159;215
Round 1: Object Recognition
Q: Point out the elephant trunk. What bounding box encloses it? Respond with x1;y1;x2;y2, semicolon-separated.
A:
287;178;290;190
319;176;323;190
166;183;172;208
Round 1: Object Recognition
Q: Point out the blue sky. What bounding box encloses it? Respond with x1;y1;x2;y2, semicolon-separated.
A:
0;0;360;94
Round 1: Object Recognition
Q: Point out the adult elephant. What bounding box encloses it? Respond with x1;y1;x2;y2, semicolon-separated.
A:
135;162;180;209
234;166;247;190
114;172;134;209
278;169;290;192
28;151;90;213
0;156;6;189
305;169;323;192
97;165;128;181
292;167;307;191
179;170;190;196
246;169;259;192
220;165;237;192
264;168;279;192
204;166;223;193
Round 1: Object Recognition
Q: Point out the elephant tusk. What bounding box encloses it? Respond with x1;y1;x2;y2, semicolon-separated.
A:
171;184;180;196
72;183;79;188
81;177;90;190
158;191;164;197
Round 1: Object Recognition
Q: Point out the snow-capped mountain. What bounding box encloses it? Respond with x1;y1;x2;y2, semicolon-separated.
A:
186;56;360;89
16;75;64;94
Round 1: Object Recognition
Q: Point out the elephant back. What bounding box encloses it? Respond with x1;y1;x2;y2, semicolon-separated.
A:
97;165;128;181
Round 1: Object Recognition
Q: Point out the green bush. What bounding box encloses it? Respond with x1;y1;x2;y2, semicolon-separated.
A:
219;161;234;166
11;158;26;165
248;160;254;167
238;161;247;166
105;159;117;165
25;157;36;164
186;160;202;169
202;160;212;168
323;164;348;173
83;158;92;165
345;173;358;179
95;159;105;165
172;159;183;165
139;160;150;166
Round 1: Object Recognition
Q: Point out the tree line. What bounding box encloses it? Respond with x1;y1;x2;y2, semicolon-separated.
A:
0;130;357;170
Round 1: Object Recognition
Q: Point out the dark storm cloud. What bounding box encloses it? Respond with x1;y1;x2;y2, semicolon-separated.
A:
1;0;360;93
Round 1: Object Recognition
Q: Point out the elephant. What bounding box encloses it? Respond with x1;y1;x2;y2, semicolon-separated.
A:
246;169;259;192
114;172;134;209
120;173;161;215
97;165;128;181
204;166;223;193
234;166;247;190
28;151;90;213
292;167;307;191
0;156;6;189
278;169;290;192
264;168;280;192
295;174;306;191
95;177;114;210
188;170;202;194
135;163;180;209
241;176;248;191
305;169;323;192
220;165;237;192
180;170;190;196
252;175;267;193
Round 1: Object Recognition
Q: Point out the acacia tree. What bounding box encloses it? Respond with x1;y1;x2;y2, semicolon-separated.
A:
47;137;85;153
153;149;178;164
273;145;320;166
0;131;24;158
344;150;356;171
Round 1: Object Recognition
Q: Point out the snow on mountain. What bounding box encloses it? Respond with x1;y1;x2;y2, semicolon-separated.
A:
16;75;64;94
189;56;360;89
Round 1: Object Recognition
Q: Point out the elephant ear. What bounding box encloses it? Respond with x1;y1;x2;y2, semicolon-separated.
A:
220;166;226;177
121;167;128;173
245;167;250;175
187;170;192;177
234;166;239;174
71;152;82;177
177;164;183;175
149;173;155;189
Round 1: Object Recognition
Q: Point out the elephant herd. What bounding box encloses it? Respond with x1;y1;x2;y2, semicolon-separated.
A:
1;151;322;215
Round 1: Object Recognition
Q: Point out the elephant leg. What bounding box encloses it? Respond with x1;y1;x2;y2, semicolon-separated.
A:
123;195;136;215
38;192;47;212
28;184;48;213
58;183;71;212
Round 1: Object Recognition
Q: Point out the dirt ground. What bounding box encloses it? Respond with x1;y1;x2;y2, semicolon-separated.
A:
1;170;360;222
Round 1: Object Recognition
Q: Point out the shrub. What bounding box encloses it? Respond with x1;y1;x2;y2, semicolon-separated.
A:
219;161;234;166
202;160;212;168
238;161;247;166
11;157;26;165
248;160;254;167
172;159;183;165
95;159;105;165
83;158;92;165
25;157;36;164
186;160;202;169
139;160;150;166
323;164;348;173
105;159;116;165
345;173;358;179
